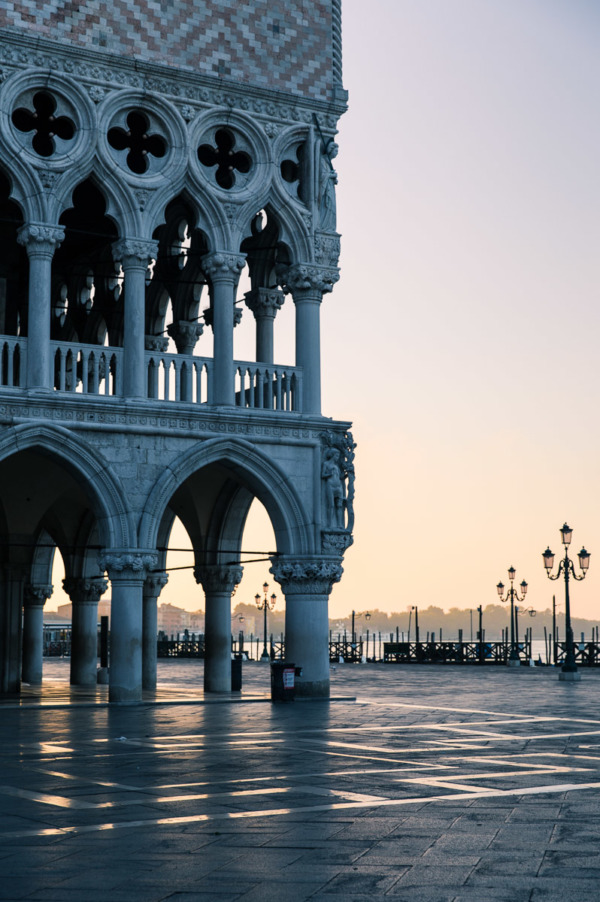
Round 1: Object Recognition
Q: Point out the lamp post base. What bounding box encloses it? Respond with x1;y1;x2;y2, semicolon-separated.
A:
559;670;581;682
260;651;270;662
507;658;520;667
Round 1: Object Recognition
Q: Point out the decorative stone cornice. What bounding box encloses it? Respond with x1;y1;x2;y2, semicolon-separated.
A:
145;335;170;353
194;564;243;594
17;223;64;256
244;288;285;319
201;252;246;283
167;321;204;355
62;577;108;604
270;558;343;596
278;263;339;297
99;551;158;577
143;572;169;598
23;584;53;606
112;238;158;268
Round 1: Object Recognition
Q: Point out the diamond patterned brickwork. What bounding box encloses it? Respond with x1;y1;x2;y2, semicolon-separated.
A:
0;0;334;102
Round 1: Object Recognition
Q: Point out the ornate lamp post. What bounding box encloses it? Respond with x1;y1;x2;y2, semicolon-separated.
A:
497;567;528;666
255;582;277;662
543;522;590;682
351;609;371;643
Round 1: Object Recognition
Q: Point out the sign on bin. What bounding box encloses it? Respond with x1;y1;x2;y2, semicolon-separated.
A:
283;667;295;688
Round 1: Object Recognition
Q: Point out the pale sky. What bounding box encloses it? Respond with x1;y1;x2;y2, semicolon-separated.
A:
50;1;600;623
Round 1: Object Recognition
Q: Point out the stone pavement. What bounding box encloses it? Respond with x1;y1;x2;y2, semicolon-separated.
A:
1;660;600;901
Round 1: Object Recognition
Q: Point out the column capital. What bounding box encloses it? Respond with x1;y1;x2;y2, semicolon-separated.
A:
166;320;204;354
99;550;158;579
63;577;108;604
194;564;243;594
244;287;285;319
145;334;170;352
144;572;169;598
201;251;246;282
112;238;158;268
270;558;343;596
278;263;339;297
23;583;53;607
17;223;64;256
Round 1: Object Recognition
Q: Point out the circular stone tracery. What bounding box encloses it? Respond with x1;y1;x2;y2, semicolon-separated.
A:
107;110;167;175
197;128;252;190
11;90;76;157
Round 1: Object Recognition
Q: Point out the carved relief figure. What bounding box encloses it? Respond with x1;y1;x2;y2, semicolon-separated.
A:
318;141;338;231
322;446;345;529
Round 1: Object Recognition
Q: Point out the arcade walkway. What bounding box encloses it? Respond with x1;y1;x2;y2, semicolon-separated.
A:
1;662;600;900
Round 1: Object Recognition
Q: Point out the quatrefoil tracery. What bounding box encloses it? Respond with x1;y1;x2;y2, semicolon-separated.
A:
197;128;251;190
12;91;76;157
107;110;167;175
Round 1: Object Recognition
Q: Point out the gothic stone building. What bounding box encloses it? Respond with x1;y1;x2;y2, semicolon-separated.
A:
0;1;354;701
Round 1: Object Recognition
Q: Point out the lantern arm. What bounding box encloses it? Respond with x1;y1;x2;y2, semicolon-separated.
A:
568;558;587;582
545;558;564;581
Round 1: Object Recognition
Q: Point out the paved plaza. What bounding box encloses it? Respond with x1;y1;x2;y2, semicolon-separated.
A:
2;662;600;901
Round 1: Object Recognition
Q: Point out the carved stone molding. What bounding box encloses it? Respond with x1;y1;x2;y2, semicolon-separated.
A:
23;584;53;606
314;232;341;269
145;335;170;353
99;551;158;577
112;238;158;268
321;530;353;555
167;321;204;355
278;263;339;297
194;564;243;594
270;558;343;596
244;288;285;319
62;577;108;604
144;572;169;598
17;223;64;256
201;252;246;283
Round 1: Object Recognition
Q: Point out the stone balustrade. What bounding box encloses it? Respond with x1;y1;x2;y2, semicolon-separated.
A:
234;363;303;412
0;337;26;389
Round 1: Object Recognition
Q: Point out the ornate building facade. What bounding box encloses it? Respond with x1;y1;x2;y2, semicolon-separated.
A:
0;0;353;701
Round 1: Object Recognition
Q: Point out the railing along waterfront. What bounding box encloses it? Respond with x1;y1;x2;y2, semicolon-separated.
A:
0;337;26;388
235;363;303;412
52;340;123;396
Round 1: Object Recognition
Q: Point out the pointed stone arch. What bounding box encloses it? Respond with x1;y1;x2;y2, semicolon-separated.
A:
138;436;313;557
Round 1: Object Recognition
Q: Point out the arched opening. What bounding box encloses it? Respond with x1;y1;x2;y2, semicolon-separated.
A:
54;179;120;347
0;169;27;344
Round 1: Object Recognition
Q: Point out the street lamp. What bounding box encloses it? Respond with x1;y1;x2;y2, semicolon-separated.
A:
497;567;529;666
351;609;371;643
543;522;590;682
255;582;277;663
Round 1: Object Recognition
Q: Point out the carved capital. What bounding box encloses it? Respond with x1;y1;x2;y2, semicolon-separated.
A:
167;320;204;354
17;223;64;256
201;251;246;282
99;550;158;578
62;577;108;604
23;584;53;607
194;564;243;594
144;572;169;599
244;287;285;319
278;263;339;297
270;558;343;596
112;238;158;268
145;334;170;353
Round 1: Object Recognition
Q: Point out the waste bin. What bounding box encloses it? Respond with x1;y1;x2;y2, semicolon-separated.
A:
231;654;243;691
270;661;297;701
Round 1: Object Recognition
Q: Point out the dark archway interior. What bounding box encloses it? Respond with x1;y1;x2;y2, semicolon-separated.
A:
0;170;27;337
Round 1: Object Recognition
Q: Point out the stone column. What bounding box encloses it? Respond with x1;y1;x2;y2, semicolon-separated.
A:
63;577;107;686
279;264;339;416
112;239;158;399
17;223;65;391
195;565;243;692
22;583;53;685
142;572;168;690
244;288;285;364
270;558;343;698
0;566;26;693
100;551;157;703
201;252;245;406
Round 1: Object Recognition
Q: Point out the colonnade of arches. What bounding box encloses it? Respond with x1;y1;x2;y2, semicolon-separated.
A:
0;425;340;701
